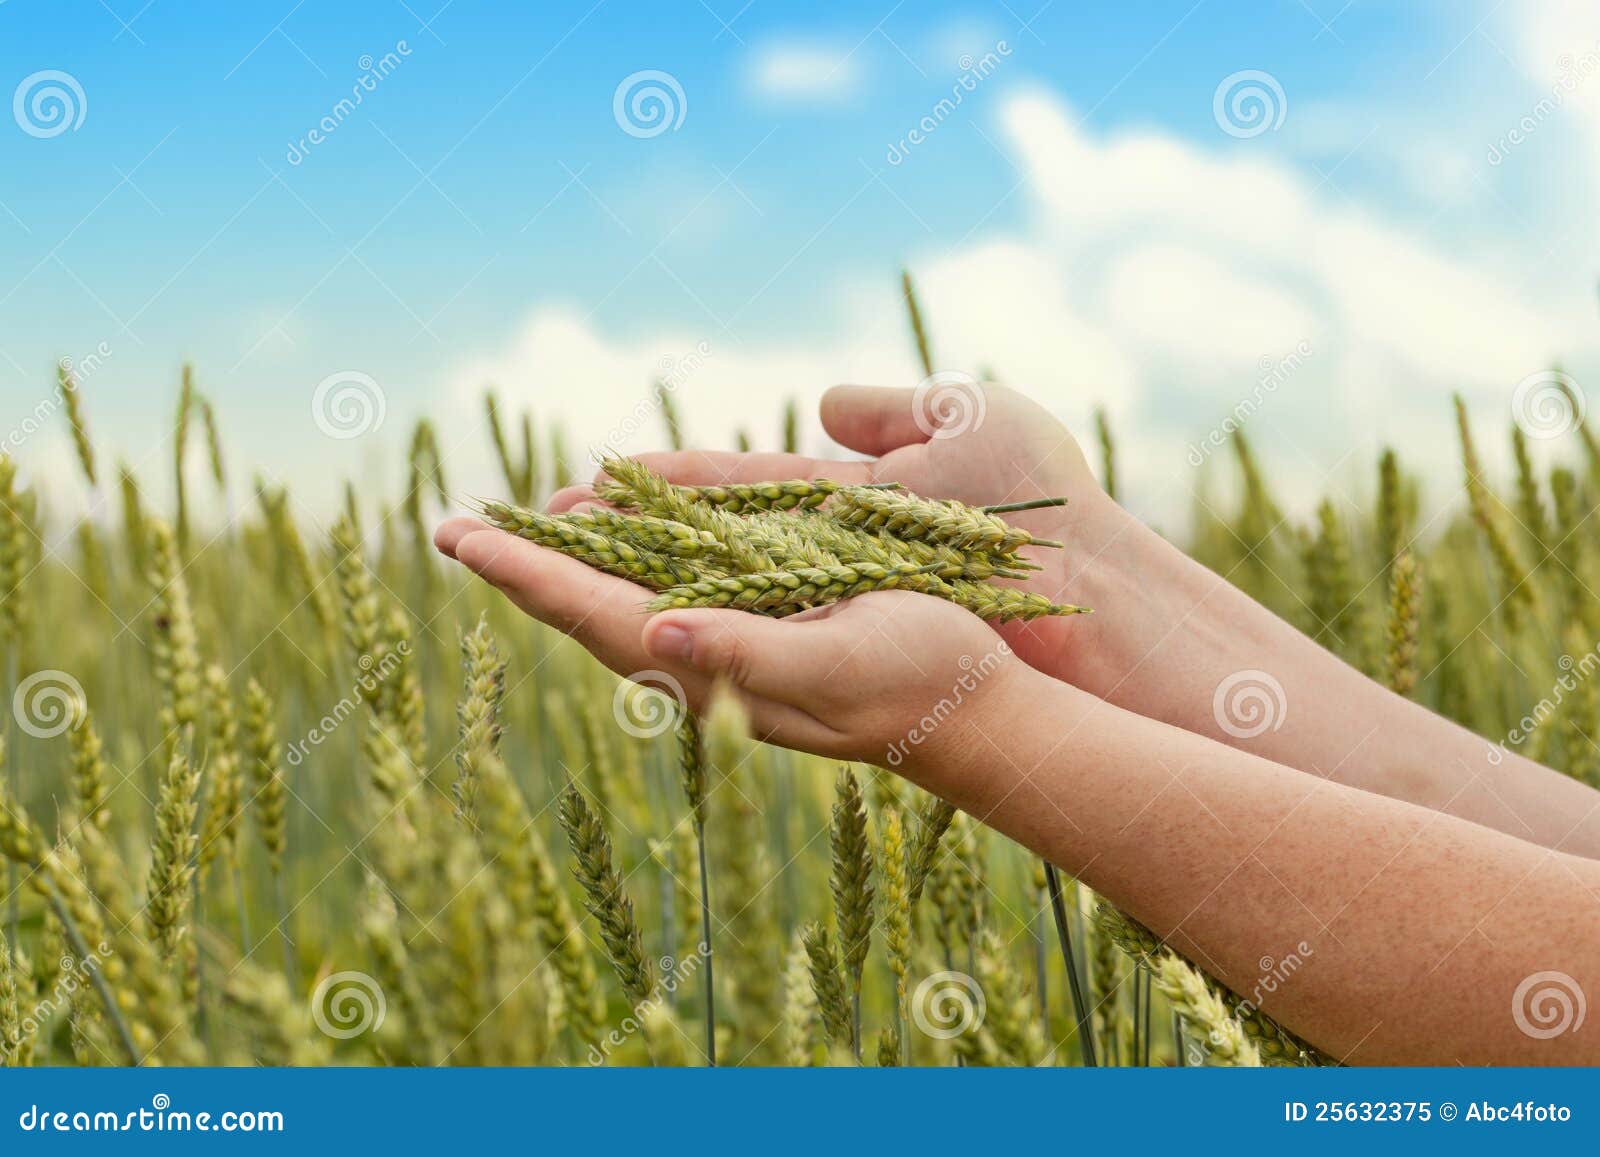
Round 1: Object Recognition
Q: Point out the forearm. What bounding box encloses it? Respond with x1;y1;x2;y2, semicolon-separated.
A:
1024;496;1600;858
911;675;1600;1065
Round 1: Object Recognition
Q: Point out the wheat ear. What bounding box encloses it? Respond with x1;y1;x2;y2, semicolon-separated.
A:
801;920;852;1051
880;804;912;1063
829;767;874;1056
558;785;654;1007
1385;549;1421;697
57;361;97;488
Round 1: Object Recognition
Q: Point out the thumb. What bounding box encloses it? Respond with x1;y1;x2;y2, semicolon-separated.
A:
820;385;932;456
641;608;848;704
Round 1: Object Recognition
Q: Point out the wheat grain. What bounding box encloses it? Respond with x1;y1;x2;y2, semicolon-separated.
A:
558;785;653;1006
66;698;111;831
475;500;713;588
829;767;874;1055
879;803;911;1063
831;486;1064;554
782;931;823;1065
801;920;852;1050
1385;550;1421;698
454;615;507;830
648;560;934;616
197;664;244;880
147;519;201;735
146;740;199;976
0;456;27;645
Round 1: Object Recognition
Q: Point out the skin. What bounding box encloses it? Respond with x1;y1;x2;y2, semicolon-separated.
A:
436;382;1600;1065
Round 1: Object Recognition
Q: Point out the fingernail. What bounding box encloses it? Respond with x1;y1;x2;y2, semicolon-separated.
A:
650;624;695;664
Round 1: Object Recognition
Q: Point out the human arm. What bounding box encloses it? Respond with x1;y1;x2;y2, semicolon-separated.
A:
432;521;1599;1065
581;383;1600;859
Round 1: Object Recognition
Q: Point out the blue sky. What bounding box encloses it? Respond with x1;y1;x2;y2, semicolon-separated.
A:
3;0;1599;525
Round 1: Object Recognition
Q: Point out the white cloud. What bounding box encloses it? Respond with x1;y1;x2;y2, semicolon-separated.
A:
1512;0;1600;179
745;40;863;103
448;83;1596;530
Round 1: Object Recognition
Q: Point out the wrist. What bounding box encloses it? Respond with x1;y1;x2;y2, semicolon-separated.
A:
889;649;1073;793
1007;490;1200;696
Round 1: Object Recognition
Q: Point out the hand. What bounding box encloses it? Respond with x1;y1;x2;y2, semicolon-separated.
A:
549;382;1131;689
432;518;1036;773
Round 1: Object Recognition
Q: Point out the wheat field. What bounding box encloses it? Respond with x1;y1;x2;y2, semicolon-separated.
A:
0;289;1593;1068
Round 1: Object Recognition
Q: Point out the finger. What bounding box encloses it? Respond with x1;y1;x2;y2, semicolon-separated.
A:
434;516;488;560
451;532;845;753
641;606;860;707
821;385;931;456
597;450;871;488
451;529;655;667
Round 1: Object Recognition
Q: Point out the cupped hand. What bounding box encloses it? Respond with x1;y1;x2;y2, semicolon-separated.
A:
434;517;1035;771
547;382;1129;688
